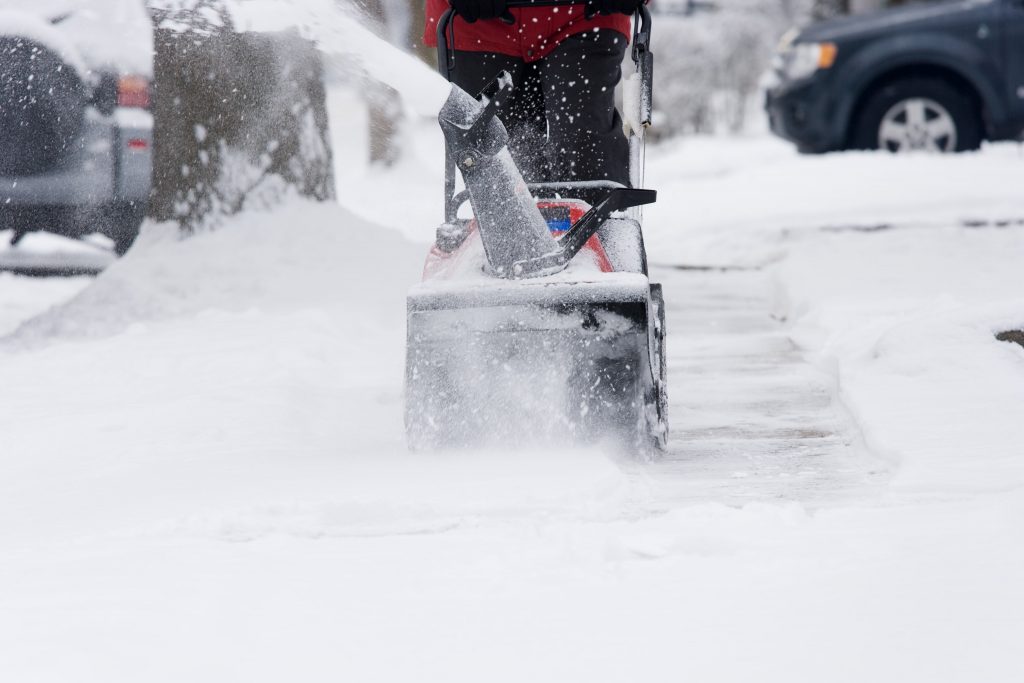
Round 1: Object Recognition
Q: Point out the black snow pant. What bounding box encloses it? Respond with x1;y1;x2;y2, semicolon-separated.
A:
451;30;630;186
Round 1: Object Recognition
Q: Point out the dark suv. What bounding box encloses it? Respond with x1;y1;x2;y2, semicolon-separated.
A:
765;0;1024;153
0;1;153;253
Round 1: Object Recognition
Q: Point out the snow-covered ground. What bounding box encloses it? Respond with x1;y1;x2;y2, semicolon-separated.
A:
3;96;1024;680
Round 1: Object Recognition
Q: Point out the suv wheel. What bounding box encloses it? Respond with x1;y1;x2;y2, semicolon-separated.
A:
0;38;86;175
106;203;146;256
851;78;982;153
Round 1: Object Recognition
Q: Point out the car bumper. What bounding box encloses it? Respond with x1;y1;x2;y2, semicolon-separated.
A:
0;107;152;208
765;76;841;154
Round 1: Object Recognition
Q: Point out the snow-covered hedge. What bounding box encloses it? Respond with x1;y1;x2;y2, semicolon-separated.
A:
147;0;335;231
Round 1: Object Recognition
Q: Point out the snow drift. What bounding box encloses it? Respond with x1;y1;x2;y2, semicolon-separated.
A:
7;199;421;346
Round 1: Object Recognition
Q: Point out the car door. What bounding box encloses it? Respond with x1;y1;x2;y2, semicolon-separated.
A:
1000;0;1024;122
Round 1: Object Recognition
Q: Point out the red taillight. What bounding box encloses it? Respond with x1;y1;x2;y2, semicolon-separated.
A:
118;75;150;109
126;138;148;150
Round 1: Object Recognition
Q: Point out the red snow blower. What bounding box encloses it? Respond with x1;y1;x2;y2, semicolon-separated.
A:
405;2;667;452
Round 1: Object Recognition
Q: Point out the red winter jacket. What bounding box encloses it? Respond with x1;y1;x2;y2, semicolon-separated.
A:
423;0;630;63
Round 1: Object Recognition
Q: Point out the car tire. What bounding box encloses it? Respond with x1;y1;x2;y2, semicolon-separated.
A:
851;78;982;153
106;202;146;256
0;37;86;175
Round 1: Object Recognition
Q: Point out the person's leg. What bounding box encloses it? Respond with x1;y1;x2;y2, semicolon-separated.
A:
450;51;548;182
539;30;630;185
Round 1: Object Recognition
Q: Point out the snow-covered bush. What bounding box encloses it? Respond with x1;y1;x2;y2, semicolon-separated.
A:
148;0;335;231
651;0;812;136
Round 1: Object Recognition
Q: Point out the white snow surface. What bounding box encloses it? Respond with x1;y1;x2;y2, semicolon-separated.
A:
3;103;1024;681
0;0;153;77
777;226;1024;496
642;135;1024;267
0;229;115;279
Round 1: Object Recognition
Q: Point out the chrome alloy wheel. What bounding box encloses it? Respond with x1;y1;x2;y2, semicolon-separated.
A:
878;97;957;152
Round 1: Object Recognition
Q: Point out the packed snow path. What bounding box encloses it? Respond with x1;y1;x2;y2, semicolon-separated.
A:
639;265;886;505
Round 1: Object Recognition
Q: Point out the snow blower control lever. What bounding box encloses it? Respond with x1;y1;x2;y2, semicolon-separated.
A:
513;186;657;277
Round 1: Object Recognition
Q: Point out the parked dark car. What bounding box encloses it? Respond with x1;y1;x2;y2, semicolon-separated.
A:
0;0;153;253
765;0;1024;153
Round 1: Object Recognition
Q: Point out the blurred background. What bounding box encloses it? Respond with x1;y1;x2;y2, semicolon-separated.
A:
2;0;1020;270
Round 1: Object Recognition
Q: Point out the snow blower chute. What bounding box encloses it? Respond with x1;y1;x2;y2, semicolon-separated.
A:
405;2;667;451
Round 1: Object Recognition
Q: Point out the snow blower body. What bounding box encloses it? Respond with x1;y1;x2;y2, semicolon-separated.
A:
405;3;666;452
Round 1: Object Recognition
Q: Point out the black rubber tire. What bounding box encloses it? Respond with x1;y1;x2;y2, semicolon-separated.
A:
106;202;146;256
0;37;86;176
850;78;982;153
646;282;668;452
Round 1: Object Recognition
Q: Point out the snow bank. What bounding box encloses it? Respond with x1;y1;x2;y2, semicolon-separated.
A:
0;272;91;337
7;199;422;345
776;225;1024;495
643;136;1024;267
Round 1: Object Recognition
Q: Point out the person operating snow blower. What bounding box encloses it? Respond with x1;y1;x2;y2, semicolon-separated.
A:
423;0;644;185
405;0;666;451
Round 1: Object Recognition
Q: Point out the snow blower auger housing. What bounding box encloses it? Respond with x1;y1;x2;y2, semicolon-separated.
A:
405;2;667;452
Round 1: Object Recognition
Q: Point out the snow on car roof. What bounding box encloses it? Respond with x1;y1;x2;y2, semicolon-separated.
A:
0;0;152;77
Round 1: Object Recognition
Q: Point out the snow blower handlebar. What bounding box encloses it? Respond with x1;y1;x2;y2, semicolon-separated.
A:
631;5;654;128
